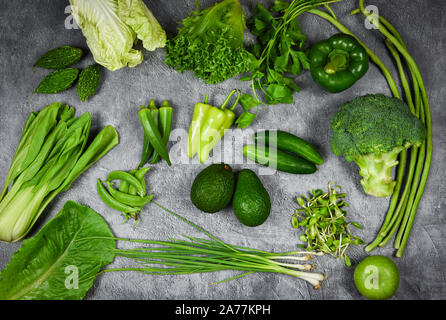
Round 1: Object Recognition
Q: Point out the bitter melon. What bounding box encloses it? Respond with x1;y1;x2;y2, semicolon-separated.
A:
35;68;79;94
34;46;83;69
77;64;101;102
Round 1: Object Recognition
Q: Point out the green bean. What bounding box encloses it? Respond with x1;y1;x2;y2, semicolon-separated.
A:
129;167;151;195
106;170;145;196
118;180;130;193
106;182;153;207
118;170;136;193
135;167;150;189
125;169;138;196
96;179;140;214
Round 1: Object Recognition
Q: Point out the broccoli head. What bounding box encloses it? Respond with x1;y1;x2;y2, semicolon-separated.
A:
330;94;426;197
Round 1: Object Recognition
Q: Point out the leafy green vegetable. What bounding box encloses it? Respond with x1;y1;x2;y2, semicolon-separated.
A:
34;46;83;69
330;94;426;197
0;199;327;299
292;183;364;266
245;1;309;104
69;0;166;71
164;0;255;84
309;0;433;259
0;201;115;300
118;0;166;51
235;94;259;128
77;63;101;102
35;68;79;94
242;0;342;107
0;103;118;242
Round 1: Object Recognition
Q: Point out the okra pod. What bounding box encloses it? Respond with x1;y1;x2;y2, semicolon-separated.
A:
138;108;171;166
138;101;158;168
150;100;173;164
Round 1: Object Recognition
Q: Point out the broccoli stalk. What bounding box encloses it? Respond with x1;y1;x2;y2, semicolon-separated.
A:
355;146;404;197
330;94;426;197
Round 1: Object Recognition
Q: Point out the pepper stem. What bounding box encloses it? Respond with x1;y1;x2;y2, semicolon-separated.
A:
148;99;157;110
204;94;209;104
324;49;349;74
220;89;241;111
230;90;241;111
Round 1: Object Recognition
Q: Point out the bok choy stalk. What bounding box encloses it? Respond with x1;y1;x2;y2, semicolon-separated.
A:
0;103;118;242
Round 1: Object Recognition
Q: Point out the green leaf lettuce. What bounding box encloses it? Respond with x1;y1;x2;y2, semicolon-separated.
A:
0;201;115;300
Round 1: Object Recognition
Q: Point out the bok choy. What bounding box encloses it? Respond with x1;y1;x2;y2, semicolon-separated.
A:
0;103;118;242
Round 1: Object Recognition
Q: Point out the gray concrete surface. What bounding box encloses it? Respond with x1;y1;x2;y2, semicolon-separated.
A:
0;0;445;300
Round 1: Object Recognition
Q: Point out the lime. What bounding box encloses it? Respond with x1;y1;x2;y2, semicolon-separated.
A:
354;255;400;300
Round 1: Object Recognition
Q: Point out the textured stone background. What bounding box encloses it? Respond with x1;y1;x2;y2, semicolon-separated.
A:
0;0;445;300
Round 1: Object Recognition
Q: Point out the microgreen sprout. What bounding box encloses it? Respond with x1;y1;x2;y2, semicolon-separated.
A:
292;182;364;266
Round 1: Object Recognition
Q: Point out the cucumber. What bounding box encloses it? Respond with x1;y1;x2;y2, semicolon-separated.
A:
34;46;83;69
254;130;323;165
243;145;317;174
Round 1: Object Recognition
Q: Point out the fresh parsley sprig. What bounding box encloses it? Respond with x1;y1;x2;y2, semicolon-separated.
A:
235;0;342;128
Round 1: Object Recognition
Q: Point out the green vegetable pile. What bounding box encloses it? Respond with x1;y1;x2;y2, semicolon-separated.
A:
0;0;437;301
310;0;433;257
0;103;118;242
0;200;327;300
97;168;153;223
292;183;364;266
165;0;255;84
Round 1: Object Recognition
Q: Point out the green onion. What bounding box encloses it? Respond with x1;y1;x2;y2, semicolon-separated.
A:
100;201;327;289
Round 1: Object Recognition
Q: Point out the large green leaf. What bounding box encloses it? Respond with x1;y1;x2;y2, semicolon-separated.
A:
0;201;115;300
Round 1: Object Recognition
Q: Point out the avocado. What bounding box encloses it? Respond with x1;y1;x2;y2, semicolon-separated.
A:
232;169;271;227
190;163;235;213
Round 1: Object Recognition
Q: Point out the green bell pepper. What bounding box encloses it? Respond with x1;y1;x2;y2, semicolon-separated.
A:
309;33;369;93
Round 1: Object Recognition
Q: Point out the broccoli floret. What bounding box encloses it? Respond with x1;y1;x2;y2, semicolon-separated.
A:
330;94;426;197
